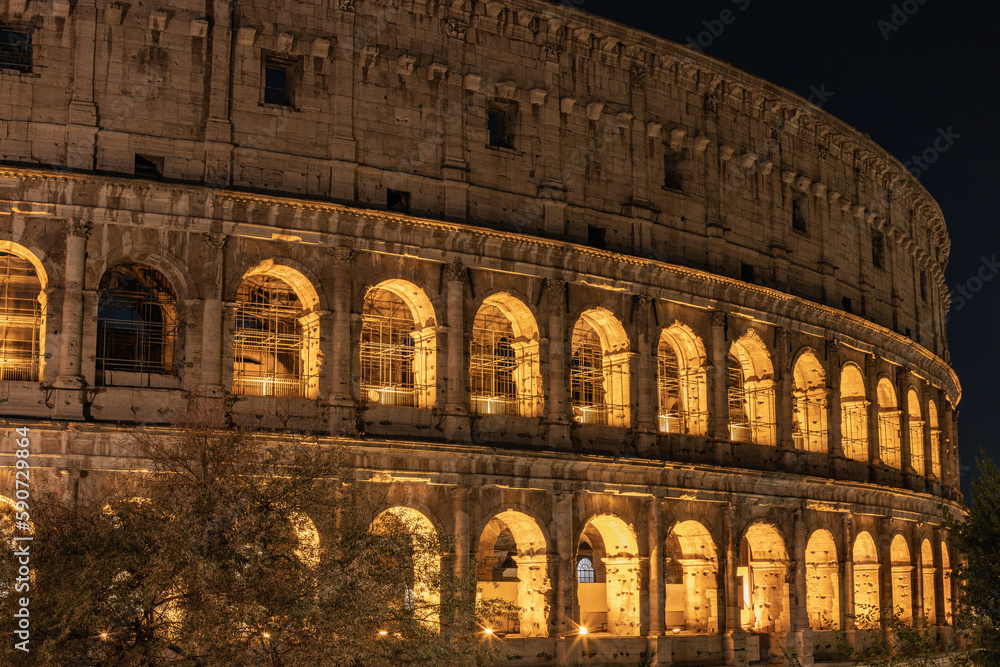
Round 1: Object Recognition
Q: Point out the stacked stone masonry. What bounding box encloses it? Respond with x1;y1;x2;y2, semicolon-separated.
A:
0;0;962;665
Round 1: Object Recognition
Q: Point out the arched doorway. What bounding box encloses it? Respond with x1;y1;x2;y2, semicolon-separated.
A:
664;520;719;632
577;515;640;635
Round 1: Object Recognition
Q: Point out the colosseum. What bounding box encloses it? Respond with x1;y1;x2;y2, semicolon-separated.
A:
0;0;963;664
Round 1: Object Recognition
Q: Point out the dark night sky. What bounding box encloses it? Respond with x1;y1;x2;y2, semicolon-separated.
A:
570;0;1000;495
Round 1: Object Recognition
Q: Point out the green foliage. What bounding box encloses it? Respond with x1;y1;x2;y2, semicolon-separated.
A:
0;407;510;666
942;449;1000;666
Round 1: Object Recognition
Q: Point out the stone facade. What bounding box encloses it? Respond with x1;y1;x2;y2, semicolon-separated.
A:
0;0;962;665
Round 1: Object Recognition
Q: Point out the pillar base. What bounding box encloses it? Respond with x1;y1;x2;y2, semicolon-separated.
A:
50;388;85;420
790;629;815;666
650;635;672;665
546;421;572;450
441;413;470;443
723;629;749;667
195;384;225;398
327;403;358;436
53;375;85;390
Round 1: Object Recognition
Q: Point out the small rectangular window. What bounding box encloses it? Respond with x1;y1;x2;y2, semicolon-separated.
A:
663;151;683;191
387;189;410;213
792;197;808;233
0;27;32;74
134;154;163;181
487;105;516;149
263;56;295;106
587;225;606;249
842;296;854;314
741;261;756;283
920;269;928;301
872;231;886;270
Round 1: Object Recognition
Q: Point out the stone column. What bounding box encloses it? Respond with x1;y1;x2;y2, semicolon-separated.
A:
67;0;99;170
203;0;235;184
327;247;355;432
897;368;914;480
545;279;571;449
827;340;845;467
55;221;91;390
198;232;227;395
922;386;935;484
451;486;470;585
710;312;729;445
866;355;881;470
553;491;575;637
513;555;553;637
793;513;808;632
722;504;748;667
776;328;794;454
841;514;856;650
329;2;358;201
647;496;664;636
442;263;469;441
635;295;656;451
913;530;925;629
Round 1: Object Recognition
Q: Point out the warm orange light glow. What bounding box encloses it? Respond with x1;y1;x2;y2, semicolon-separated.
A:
262;633;270;639
484;628;493;635
578;626;588;635
99;632;109;641
378;630;388;636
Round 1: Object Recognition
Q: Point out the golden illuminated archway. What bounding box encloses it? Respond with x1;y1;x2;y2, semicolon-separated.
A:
729;331;776;445
370;507;441;632
657;323;708;435
577;514;640;635
877;378;902;468
907;388;925;474
792;350;828;453
890;534;913;625
738;523;789;634
664;520;718;632
470;294;542;417
361;280;437;408
805;529;840;630
841;363;869;461
928;399;942;479
853;531;881;629
475;510;549;636
570;309;630;427
0;244;46;382
920;539;935;625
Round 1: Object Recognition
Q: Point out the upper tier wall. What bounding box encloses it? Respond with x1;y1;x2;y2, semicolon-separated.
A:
0;0;951;360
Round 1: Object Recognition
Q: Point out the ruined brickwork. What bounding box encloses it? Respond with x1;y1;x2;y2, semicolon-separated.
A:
0;0;962;664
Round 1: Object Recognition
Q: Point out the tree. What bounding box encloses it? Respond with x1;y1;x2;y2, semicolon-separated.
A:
0;406;511;666
943;449;1000;665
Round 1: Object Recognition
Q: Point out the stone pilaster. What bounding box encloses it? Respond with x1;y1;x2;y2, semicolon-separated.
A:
442;263;469;441
198;232;227;396
545;279;570;449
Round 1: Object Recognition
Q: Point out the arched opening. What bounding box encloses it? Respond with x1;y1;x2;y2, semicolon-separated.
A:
908;389;925;474
729;332;776;445
370;507;441;631
664;520;719;633
361;280;436;408
792;351;828;453
841;363;869;461
233;268;320;398
877;379;902;468
941;541;952;624
577;515;640;635
0;249;44;381
853;532;881;629
97;264;179;387
920;539;936;625
805;529;840;630
890;534;913;625
657;323;708;435
570;309;630;427
475;510;549;636
290;512;320;569
470;294;542;417
928;399;942;479
738;523;789;633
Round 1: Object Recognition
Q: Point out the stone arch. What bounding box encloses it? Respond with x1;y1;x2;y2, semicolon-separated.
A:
907;388;925;474
805;529;840;630
890;533;913;625
853;531;881;628
729;330;776;445
877;377;902;468
361;279;438;408
370;506;441;631
928;398;942;479
577;513;640;635
570;308;631;427
475;510;550;636
657;322;708;435
290;512;320;569
470;293;543;417
664;520;719;632
95;249;191;303
232;263;321;398
792;349;828;453
941;540;952;624
920;538;936;624
841;363;869;461
0;242;47;382
738;523;789;633
96;263;181;387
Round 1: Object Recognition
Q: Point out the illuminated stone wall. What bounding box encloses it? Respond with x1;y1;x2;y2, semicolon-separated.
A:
0;0;965;664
